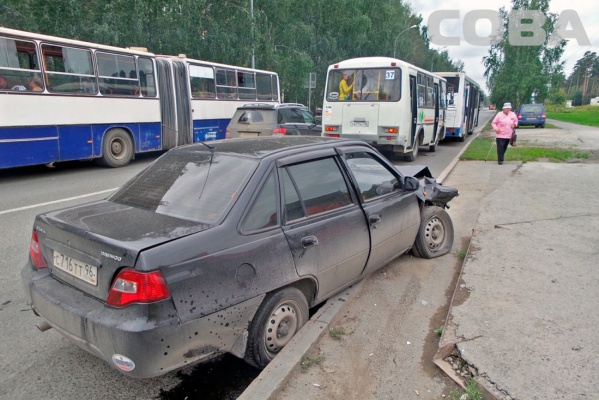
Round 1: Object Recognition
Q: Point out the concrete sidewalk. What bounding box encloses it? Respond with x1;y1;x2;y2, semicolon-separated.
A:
240;122;599;400
437;161;599;399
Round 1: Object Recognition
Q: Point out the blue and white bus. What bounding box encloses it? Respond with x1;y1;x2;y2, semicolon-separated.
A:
0;27;280;169
435;72;481;142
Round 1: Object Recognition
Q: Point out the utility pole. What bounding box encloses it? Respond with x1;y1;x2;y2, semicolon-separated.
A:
251;0;255;69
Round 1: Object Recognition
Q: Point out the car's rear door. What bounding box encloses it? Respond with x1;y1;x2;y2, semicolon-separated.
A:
339;147;421;275
279;151;370;299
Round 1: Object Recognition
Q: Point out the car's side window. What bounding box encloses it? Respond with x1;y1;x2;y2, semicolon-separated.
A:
241;170;278;232
282;157;352;222
343;152;400;201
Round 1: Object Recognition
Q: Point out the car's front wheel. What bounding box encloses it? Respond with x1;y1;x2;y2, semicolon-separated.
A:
413;206;454;258
245;287;309;368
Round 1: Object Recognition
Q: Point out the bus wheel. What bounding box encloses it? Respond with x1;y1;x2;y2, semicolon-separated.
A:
429;136;439;152
100;129;133;168
406;140;419;162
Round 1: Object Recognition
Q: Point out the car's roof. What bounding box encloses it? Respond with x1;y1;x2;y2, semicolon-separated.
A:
173;137;366;159
237;103;308;110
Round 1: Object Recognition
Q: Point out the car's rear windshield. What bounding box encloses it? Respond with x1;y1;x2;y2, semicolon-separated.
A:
520;105;544;113
109;151;257;223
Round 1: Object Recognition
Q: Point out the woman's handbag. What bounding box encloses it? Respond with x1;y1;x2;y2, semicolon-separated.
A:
510;130;517;146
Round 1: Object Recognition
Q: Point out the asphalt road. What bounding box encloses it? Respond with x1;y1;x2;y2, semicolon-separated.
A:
0;116;492;400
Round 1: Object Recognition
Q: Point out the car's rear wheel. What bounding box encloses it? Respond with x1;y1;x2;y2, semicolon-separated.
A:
245;287;309;368
413;206;454;259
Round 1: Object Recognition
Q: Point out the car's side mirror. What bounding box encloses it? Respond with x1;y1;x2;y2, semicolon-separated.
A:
403;176;419;191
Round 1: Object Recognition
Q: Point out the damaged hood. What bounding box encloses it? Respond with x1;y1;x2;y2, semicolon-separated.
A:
396;165;459;207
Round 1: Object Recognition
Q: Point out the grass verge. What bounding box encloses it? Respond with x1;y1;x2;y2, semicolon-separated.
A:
547;105;599;127
300;355;325;373
460;137;589;162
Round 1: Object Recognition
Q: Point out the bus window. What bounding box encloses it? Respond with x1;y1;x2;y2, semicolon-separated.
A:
215;68;237;99
440;81;447;108
0;37;41;91
426;76;434;107
138;57;156;97
256;74;279;101
417;73;426;107
189;64;215;99
326;68;400;102
97;51;138;96
237;71;256;100
42;44;96;94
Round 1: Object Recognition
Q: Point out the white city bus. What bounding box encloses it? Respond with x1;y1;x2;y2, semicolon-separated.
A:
322;57;446;161
435;72;481;142
0;27;280;169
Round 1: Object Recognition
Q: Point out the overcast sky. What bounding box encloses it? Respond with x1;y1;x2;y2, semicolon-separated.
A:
408;0;599;94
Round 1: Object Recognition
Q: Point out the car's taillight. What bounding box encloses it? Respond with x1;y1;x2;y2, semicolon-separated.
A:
29;231;47;269
518;114;522;119
106;270;170;307
541;113;546;118
273;127;287;135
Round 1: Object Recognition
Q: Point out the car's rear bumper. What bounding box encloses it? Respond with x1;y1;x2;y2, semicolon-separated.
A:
518;119;546;126
21;264;264;378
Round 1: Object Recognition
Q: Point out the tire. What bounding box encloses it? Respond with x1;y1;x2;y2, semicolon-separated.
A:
405;135;420;162
541;124;545;129
99;129;133;168
413;206;454;259
429;136;439;152
245;287;309;369
458;136;465;142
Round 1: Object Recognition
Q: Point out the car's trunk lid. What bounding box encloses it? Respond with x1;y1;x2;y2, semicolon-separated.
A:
34;200;211;301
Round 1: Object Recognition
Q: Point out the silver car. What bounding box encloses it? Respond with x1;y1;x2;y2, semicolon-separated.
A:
226;103;321;138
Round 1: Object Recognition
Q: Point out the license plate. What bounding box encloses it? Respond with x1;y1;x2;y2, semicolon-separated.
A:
350;121;369;127
53;251;98;286
240;132;259;138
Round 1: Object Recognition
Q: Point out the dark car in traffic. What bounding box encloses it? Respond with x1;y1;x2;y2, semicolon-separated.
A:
226;103;321;138
21;137;458;378
517;103;546;128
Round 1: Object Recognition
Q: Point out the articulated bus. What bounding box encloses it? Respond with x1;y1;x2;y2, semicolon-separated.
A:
0;27;280;169
322;57;446;161
435;72;481;142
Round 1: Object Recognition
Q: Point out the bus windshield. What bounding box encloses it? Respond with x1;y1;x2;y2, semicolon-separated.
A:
326;68;401;102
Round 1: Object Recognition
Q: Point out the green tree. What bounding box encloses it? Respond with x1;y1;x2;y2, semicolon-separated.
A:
483;0;566;109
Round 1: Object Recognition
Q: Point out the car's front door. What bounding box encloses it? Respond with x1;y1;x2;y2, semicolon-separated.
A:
280;156;370;299
340;149;421;275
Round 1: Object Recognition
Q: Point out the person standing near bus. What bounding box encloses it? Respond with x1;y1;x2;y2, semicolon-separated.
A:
339;73;354;101
492;102;518;165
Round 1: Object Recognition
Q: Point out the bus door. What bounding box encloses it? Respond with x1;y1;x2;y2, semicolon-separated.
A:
433;83;439;142
172;61;193;145
409;76;417;145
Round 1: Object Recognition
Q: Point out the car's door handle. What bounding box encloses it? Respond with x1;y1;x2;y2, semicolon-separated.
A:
369;214;381;225
301;235;319;248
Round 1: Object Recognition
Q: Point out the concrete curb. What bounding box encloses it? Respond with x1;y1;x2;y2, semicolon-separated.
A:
237;282;364;400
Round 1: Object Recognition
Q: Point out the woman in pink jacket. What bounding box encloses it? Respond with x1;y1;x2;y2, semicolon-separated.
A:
491;102;518;164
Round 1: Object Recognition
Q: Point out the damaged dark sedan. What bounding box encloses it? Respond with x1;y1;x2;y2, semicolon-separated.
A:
21;136;458;378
